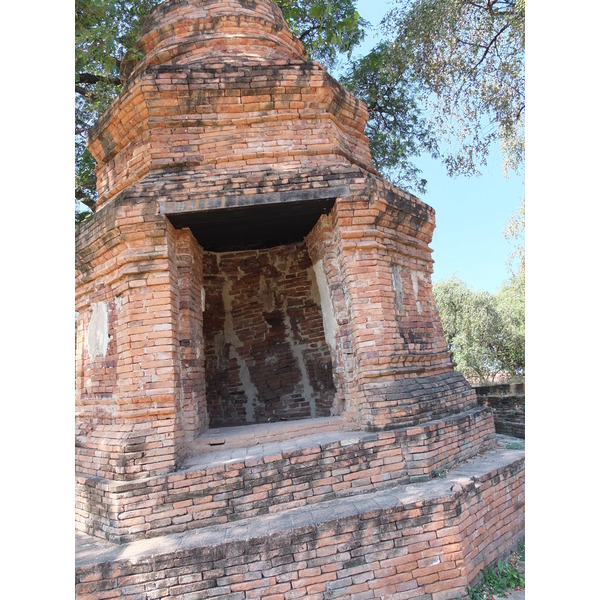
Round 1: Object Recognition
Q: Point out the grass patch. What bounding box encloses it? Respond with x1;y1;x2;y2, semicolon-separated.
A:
466;546;524;599
506;443;524;450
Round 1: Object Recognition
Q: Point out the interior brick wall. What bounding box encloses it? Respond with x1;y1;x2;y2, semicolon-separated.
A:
175;228;210;452
203;242;336;426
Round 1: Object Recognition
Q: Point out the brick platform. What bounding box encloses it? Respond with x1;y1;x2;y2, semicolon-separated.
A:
76;407;496;543
76;440;525;600
75;1;524;596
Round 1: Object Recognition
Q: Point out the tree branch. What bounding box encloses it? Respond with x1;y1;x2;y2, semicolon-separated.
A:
77;72;121;86
472;23;510;71
76;84;97;100
515;103;525;122
298;24;320;42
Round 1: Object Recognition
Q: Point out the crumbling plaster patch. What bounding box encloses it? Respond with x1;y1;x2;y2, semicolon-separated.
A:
87;302;110;360
311;260;338;354
391;263;404;316
411;270;427;315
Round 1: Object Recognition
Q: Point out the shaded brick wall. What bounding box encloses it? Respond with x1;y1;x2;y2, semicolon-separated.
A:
203;242;336;426
175;228;209;453
475;381;525;439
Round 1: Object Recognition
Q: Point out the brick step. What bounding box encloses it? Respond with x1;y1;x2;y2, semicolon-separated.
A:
76;444;525;600
76;407;496;543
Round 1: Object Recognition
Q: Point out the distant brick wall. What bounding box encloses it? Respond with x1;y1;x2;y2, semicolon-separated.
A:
203;242;336;426
475;381;525;439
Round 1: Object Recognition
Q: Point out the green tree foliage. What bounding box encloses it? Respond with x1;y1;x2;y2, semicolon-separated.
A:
495;276;524;377
433;275;524;383
495;198;525;375
383;0;525;177
340;42;438;193
276;0;366;69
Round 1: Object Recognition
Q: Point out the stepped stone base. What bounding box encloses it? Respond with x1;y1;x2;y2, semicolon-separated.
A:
76;440;524;600
76;408;495;543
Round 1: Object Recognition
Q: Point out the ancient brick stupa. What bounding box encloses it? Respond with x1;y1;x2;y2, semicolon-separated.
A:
75;1;524;597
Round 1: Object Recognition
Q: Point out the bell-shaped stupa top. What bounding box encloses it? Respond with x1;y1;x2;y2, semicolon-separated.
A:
127;0;307;80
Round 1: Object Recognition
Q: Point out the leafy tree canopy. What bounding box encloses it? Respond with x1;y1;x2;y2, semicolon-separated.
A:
340;42;437;194
275;0;366;69
383;0;525;177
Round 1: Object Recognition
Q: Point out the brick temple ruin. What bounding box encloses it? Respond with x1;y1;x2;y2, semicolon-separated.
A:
75;1;525;598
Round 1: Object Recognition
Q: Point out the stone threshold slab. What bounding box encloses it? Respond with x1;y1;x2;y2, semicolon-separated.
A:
188;416;346;458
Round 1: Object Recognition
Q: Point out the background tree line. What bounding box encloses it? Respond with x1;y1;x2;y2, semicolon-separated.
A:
434;199;524;383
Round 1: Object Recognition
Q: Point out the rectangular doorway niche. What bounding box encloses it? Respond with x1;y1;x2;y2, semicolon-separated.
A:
203;241;337;427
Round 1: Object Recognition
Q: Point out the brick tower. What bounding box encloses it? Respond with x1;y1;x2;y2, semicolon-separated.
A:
75;1;524;597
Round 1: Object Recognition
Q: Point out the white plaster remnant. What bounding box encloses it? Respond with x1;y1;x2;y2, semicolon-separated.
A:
311;260;338;353
391;263;404;315
411;271;419;300
411;271;427;315
87;302;110;360
311;259;347;416
200;286;206;312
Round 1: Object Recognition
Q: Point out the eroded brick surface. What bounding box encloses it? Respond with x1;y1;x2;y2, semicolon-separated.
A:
76;449;525;600
203;242;336;426
75;0;524;596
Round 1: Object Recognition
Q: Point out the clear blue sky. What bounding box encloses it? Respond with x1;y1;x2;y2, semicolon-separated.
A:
349;0;524;293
